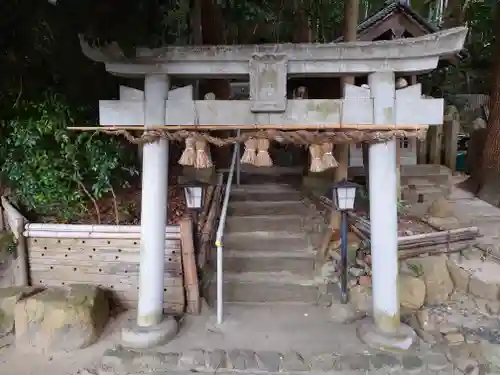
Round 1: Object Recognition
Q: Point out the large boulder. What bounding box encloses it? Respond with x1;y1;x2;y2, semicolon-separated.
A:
407;255;454;305
446;254;471;292
399;274;426;313
0;286;38;336
14;284;109;353
426;197;454;218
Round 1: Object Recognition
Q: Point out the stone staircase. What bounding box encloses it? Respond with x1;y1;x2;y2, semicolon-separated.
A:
211;183;320;305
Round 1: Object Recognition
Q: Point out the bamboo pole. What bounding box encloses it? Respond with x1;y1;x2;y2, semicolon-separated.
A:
197;186;215;232
22;230;181;240
398;227;479;245
68;124;429;131
25;223;180;234
198;180;223;268
180;217;200;315
1;197;29;286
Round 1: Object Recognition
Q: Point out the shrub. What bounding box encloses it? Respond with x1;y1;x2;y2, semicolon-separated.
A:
1;91;138;221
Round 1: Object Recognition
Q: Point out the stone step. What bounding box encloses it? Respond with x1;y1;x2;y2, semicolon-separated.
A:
402;186;450;203
217;272;319;303
224;250;315;276
231;189;302;202
232;183;297;192
226;215;304;233
224;231;311;252
238;165;303;175
228;201;307;216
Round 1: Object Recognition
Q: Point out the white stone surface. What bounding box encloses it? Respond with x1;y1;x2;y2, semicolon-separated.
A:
79;27;468;77
99;86;443;128
367;72;401;334
137;75;170;328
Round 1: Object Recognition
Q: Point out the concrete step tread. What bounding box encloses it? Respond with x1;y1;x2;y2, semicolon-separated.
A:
239;166;303;175
229;200;304;206
225;249;315;258
225;231;307;239
224;271;318;285
405;187;446;194
232;184;299;192
227;214;305;221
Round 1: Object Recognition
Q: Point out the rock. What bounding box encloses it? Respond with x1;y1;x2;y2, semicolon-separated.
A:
309;354;335;372
487;300;500;315
348;266;366;277
399;275;426;312
465;333;481;344
255;351;282;372
416;308;436;332
0;286;38;336
179;349;207;369
407;255;454;305
445;332;465;345
463;249;483;261
424;352;449;371
281;351;309;372
474;297;498;316
0;232;14;256
207;350;227;370
467;259;500;301
406;315;439;344
447;255;471;292
439;324;459;334
426;197;454;218
358;275;371;286
328;233;361;263
14;284;109;353
349;285;372;315
480;340;500;370
330;300;365;324
401;355;423;373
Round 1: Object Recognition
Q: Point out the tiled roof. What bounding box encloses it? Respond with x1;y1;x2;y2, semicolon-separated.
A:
334;1;438;42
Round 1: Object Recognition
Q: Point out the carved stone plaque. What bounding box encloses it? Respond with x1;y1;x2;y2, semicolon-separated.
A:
249;53;288;113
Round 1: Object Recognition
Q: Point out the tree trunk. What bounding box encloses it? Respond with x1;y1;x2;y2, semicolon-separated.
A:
442;0;465;28
199;0;231;169
478;2;500;206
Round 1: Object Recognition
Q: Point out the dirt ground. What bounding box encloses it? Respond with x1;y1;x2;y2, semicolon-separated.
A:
0;303;400;375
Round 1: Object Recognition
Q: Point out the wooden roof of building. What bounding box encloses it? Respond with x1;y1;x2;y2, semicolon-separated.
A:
335;0;463;65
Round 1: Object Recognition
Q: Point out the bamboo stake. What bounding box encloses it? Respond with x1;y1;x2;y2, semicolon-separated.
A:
197;186;215;232
198;182;223;268
68;124;429;131
180;217;200;315
398;227;479;245
398;240;475;260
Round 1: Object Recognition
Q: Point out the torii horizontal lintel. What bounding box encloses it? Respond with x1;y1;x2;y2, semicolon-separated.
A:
79;27;468;77
97;97;443;129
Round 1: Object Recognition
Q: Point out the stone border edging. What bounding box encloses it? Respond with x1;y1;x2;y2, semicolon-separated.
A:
100;346;453;374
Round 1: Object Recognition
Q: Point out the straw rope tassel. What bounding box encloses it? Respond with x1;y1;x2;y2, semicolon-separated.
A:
321;142;338;169
178;136;196;166
194;138;213;169
241;138;257;165
309;144;326;173
255;138;273;167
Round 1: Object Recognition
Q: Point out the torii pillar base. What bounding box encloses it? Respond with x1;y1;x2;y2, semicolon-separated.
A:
357;321;417;353
121;313;178;349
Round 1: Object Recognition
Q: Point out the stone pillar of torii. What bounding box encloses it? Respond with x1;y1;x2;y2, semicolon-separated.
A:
80;27;467;350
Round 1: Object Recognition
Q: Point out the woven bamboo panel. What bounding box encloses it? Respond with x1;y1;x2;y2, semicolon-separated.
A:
27;235;185;314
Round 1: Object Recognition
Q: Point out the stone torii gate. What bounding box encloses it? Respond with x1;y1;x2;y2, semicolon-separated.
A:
80;26;467;350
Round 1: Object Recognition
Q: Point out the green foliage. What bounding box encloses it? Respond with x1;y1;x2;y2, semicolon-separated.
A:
0;92;138;221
